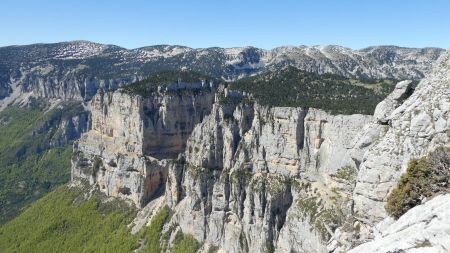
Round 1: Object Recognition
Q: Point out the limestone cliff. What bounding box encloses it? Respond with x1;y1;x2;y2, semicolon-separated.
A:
72;82;216;207
70;49;450;252
351;49;450;243
162;96;370;253
162;46;450;252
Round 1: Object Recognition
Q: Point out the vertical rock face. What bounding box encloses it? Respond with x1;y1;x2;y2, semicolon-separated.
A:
71;85;216;206
71;84;371;252
90;89;214;158
300;110;372;177
159;49;450;252
373;80;414;124
164;93;370;252
352;51;450;231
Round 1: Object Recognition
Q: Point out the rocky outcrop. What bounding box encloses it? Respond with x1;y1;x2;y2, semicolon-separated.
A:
163;91;371;252
352;50;450;237
71;83;216;207
373;80;414;124
348;194;450;253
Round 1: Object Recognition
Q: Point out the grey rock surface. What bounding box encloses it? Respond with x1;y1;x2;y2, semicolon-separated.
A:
68;46;450;252
348;194;450;253
353;50;450;228
71;84;216;207
164;91;371;252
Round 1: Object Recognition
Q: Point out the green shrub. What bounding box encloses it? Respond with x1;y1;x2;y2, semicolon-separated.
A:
142;206;170;253
386;147;450;218
208;245;220;253
172;233;200;253
296;195;342;241
334;166;357;185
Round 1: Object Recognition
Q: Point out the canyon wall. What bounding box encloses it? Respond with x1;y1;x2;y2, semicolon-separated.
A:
72;84;216;206
71;49;450;252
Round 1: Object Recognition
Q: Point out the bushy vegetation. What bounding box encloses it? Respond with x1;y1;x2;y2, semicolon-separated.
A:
334;166;358;186
386;147;450;218
296;195;343;241
142;206;170;253
122;70;215;97
172;232;200;253
229;66;397;115
291;178;352;242
0;101;87;224
0;185;140;253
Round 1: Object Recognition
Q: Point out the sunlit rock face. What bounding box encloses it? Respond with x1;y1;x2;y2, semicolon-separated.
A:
348;194;450;253
164;97;371;252
352;50;450;227
161;50;449;252
70;47;450;253
71;83;216;207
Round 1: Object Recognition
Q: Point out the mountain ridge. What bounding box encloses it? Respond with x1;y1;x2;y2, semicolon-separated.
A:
0;41;444;109
1;40;444;51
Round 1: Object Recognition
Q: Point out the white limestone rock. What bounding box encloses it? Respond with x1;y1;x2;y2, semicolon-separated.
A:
373;80;413;124
72;85;216;207
352;49;450;244
349;194;450;253
166;93;371;252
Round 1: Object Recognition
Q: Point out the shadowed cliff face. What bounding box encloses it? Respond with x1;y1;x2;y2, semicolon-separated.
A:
90;87;215;159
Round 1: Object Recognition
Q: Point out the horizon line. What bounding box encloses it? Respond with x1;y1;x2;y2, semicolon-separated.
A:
0;40;446;51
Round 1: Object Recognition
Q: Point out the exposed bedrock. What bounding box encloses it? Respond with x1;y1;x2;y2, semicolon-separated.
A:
352;51;450;241
70;49;450;253
71;84;216;207
164;96;370;252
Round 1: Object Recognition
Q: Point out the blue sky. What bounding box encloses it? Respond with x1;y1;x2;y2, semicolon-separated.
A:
1;0;449;49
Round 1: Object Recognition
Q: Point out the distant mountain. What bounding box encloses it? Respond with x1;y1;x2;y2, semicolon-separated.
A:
0;41;444;107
